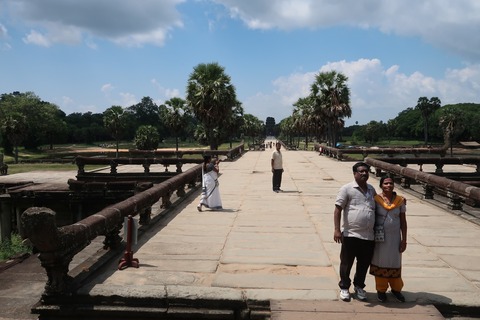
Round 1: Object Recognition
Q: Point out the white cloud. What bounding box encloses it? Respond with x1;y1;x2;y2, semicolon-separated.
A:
243;59;480;126
101;83;114;93
0;23;11;50
0;23;8;38
6;0;480;61
100;84;137;107
214;0;480;61
151;78;182;100
23;29;51;47
6;0;185;47
119;92;137;107
61;96;74;106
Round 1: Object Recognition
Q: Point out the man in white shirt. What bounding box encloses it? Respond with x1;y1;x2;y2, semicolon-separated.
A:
271;142;283;192
333;162;376;302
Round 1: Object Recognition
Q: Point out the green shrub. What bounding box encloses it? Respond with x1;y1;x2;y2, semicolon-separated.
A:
0;233;32;261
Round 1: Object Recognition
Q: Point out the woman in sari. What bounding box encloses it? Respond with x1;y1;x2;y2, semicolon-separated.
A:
197;155;222;211
370;175;407;303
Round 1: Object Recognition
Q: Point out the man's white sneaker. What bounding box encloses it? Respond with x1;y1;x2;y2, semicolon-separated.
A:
354;286;367;301
339;289;350;301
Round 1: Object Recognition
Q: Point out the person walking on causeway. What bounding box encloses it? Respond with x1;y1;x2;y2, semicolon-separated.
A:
197;155;222;212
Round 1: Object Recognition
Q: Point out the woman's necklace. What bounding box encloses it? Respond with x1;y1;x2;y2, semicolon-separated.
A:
381;192;393;205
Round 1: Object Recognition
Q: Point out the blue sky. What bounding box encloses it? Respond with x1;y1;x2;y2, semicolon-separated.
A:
1;0;479;126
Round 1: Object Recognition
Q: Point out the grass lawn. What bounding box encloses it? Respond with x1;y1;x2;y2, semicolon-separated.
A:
5;163;80;175
0;140;244;174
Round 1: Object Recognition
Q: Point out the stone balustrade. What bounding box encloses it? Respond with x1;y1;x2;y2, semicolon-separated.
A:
316;144;447;160
21;164;202;296
365;157;480;210
127;143;245;160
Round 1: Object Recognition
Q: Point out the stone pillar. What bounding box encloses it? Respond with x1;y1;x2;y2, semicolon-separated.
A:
423;184;435;199
435;163;444;174
447;192;463;210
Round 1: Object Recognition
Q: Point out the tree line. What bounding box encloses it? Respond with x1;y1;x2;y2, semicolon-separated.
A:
2;64;477;162
343;101;479;147
0;63;266;163
278;70;479;149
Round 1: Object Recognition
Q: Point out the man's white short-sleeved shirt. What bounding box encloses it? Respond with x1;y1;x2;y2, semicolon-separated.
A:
335;181;376;240
271;150;283;170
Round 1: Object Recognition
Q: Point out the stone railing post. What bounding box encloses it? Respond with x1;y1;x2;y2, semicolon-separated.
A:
435;163;444;174
176;161;183;173
423;184;435;199
110;160;118;174
21;207;75;295
447;192;463;210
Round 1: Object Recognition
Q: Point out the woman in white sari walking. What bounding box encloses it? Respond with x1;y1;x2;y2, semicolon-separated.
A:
197;155;222;211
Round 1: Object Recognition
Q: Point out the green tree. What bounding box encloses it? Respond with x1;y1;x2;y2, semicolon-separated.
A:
127;97;160;127
160;97;189;153
134;125;160;150
103;106;128;158
241;113;263;144
391;108;422;139
64;111;109;144
415;97;441;145
43;105;68;149
310;71;351;147
279;116;295;146
364;121;384;144
439;106;464;156
0;112;27;163
186;62;237;150
224;101;244;148
0;92;68;150
292;97;318;149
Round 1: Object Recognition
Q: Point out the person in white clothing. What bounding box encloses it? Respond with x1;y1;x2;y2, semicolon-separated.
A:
197;155;222;211
271;142;283;192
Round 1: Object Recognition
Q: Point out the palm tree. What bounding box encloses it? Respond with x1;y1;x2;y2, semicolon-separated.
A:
241;113;263;144
224;100;244;149
293;97;315;149
439;106;464;156
1;113;27;163
186;62;237;150
160;97;189;154
279;116;295;146
415;97;441;145
103;106;128;158
310;71;351;147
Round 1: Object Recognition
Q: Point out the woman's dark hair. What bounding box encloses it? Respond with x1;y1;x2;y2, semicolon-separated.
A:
379;174;395;187
203;155;212;163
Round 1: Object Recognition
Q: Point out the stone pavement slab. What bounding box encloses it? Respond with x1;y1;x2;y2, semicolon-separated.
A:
270;300;445;320
2;141;480;318
80;138;480;314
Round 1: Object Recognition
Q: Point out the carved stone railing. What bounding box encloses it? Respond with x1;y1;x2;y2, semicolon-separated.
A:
371;156;480;174
315;144;447;160
127;143;245;160
365;157;480;210
21;164;202;296
74;156;203;183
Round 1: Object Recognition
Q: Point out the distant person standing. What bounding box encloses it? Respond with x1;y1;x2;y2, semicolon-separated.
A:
271;142;283;192
334;162;376;301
